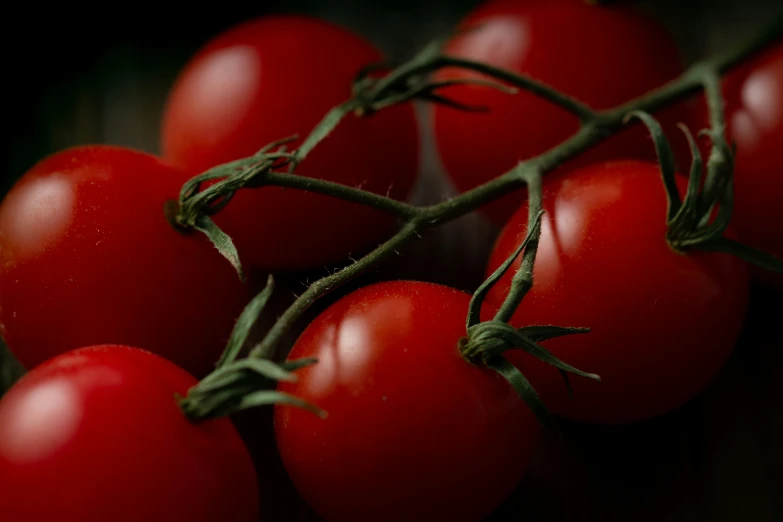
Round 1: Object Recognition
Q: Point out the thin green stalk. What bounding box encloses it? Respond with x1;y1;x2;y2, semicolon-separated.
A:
436;56;597;121
264;171;420;220
251;223;421;360
493;170;543;324
698;66;731;226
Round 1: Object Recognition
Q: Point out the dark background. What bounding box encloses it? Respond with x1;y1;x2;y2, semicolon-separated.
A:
2;1;783;521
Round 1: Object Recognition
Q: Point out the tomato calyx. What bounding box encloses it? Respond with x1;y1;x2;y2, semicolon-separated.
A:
629;106;783;274
461;322;592;367
178;276;326;422
162;199;197;236
458;321;600;433
172;137;300;282
351;41;517;117
179;357;325;421
458;201;600;431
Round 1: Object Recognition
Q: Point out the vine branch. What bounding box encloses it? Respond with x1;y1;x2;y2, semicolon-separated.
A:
252;223;420;360
176;15;783;420
246;15;782;363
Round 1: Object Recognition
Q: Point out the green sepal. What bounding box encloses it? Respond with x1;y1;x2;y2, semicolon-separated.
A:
179;357;322;422
626;111;681;222
465;321;599;383
193;215;245;283
466;211;544;330
517;325;591;343
484;355;557;432
216;275;275;369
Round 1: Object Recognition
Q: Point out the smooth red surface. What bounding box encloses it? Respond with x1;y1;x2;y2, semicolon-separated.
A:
690;41;783;287
0;345;258;522
161;15;419;272
274;281;540;522
485;161;750;424
0;146;250;377
432;0;691;224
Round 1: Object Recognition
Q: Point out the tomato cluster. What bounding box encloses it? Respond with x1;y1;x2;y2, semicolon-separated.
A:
0;2;780;521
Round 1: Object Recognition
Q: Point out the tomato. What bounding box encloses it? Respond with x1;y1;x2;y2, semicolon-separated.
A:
432;0;691;224
0;145;250;378
485;160;749;424
161;15;419;273
0;345;258;522
274;280;540;522
689;41;783;287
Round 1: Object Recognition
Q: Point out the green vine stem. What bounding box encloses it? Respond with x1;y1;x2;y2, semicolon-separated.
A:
492;170;543;324
249;224;419;360
456;171;600;430
243;16;783;363
174;16;783;420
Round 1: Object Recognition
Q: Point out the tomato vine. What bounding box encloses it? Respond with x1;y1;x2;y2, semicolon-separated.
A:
173;12;783;425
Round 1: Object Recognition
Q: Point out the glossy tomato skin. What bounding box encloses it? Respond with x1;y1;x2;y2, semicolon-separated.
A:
0;146;250;377
161;15;419;272
690;41;783;287
485;160;750;424
274;281;540;522
432;0;691;224
0;345;258;522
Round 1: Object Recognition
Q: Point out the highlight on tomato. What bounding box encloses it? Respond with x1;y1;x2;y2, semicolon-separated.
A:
484;160;750;424
274;280;541;522
0;345;259;522
432;0;691;224
161;15;420;272
0;145;250;378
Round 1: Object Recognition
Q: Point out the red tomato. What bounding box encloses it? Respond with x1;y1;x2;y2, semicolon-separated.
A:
689;41;783;287
0;145;250;377
432;0;691;224
485;160;749;424
161;15;419;272
274;280;540;522
0;345;258;522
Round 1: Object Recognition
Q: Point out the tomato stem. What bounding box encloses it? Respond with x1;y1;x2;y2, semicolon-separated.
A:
178;14;783;420
436;56;597;122
493;170;543;324
457;170;598;430
629;66;783;271
251;223;420;360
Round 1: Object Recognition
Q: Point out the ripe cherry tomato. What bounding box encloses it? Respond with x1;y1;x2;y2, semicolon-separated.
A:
432;0;691;224
274;280;540;522
0;146;250;378
0;345;258;522
689;41;783;287
485;160;749;424
161;15;419;272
